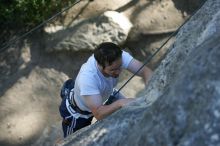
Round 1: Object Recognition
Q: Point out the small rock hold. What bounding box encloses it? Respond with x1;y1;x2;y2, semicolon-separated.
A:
213;110;220;118
163;16;167;20
160;79;165;85
19;136;23;141
211;134;219;141
7;123;11;128
183;11;188;17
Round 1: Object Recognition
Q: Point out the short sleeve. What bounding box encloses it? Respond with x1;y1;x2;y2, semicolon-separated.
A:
79;73;100;96
121;51;133;69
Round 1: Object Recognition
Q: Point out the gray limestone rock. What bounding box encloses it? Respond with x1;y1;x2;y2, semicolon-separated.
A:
45;11;132;52
122;34;220;146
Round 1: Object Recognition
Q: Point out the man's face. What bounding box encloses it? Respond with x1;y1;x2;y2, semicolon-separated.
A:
101;58;122;78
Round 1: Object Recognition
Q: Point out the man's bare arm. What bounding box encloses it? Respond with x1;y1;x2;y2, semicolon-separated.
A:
83;94;133;120
127;59;153;86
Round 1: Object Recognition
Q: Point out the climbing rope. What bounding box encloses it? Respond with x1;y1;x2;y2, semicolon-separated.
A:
0;0;84;53
114;0;207;96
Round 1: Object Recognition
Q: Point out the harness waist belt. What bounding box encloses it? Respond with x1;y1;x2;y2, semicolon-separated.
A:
68;92;92;115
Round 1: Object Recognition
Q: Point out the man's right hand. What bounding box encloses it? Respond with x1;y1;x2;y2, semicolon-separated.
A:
84;94;135;120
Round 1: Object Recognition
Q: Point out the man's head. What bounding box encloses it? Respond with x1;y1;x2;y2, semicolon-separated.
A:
94;42;123;78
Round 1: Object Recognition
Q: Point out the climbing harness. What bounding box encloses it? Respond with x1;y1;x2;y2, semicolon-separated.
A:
68;90;92;115
60;78;92;116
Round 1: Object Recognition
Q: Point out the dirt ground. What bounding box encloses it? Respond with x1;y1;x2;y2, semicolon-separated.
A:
0;0;204;145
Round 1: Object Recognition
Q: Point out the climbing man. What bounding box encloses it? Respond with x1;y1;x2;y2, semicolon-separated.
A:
59;42;153;137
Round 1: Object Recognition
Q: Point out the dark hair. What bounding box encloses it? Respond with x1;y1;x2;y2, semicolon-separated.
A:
94;42;122;68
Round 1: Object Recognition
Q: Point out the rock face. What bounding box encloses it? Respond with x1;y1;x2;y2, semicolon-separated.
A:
58;0;220;145
45;11;132;52
122;34;220;146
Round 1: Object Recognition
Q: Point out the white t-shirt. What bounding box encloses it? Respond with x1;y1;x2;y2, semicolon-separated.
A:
73;51;133;112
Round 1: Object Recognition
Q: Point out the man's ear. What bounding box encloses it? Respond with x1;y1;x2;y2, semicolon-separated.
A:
97;63;106;74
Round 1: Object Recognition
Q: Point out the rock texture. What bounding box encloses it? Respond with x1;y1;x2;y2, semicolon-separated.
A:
0;67;66;146
58;0;220;145
45;11;132;52
126;35;220;146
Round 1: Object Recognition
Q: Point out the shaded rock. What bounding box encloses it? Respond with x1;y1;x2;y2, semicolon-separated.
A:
122;0;188;70
0;67;67;146
172;0;206;14
123;0;185;35
45;11;132;52
122;0;206;70
126;33;175;70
